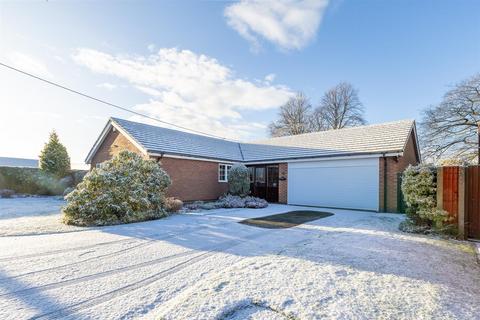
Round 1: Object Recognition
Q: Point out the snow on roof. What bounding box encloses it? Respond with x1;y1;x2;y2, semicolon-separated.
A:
89;118;416;163
244;119;416;162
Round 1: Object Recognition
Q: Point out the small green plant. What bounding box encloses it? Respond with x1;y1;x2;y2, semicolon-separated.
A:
401;164;453;233
39;130;71;178
63;151;171;226
227;163;250;197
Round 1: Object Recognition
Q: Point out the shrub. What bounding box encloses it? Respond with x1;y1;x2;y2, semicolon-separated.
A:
63;151;171;226
0;189;15;198
216;194;268;209
217;194;246;208
228;163;250;197
165;197;183;213
244;196;268;208
0;167;67;195
63;187;74;198
184;201;204;211
39;130;71;178
401;164;451;230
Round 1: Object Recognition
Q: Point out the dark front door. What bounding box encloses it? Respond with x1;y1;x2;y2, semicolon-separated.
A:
248;165;279;202
254;166;267;199
266;165;279;202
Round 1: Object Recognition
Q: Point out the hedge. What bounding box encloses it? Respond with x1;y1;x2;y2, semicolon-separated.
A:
0;167;86;195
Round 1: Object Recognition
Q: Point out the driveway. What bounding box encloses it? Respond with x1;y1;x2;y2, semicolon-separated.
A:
0;202;479;319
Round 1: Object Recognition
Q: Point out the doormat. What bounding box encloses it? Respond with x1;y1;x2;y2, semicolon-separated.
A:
239;210;334;229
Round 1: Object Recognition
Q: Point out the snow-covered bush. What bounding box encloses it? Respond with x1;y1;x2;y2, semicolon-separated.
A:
182;195;268;212
39;130;71;178
0;189;14;198
401;164;451;230
165;197;183;213
199;202;220;210
63;151;171;226
216;194;268;209
244;196;268;208
63;187;74;198
228;163;250;197
217;194;247;208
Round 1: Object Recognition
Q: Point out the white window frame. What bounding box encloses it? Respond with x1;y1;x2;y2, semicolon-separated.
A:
218;163;232;182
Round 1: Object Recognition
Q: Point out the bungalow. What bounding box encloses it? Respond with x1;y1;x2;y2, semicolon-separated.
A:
85;118;420;212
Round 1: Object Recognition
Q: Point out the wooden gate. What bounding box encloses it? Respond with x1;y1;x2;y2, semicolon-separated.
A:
442;167;459;224
466;166;480;239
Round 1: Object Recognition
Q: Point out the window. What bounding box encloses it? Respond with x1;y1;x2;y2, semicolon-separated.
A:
218;163;232;182
248;167;254;183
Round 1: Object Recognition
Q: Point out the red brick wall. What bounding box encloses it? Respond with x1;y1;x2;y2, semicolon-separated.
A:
91;127;143;169
278;163;288;203
154;156;228;202
91;128;228;201
379;132;420;212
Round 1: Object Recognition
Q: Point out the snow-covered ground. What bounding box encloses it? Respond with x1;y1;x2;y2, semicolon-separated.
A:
0;197;65;219
0;202;479;319
0;197;85;236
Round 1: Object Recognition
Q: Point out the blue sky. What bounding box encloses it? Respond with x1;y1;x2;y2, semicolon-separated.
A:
0;0;479;166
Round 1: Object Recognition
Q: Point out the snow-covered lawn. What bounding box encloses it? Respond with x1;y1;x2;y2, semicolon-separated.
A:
0;203;479;319
0;197;85;236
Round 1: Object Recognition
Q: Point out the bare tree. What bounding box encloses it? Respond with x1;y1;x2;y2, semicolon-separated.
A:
421;73;480;163
313;82;366;130
269;92;313;137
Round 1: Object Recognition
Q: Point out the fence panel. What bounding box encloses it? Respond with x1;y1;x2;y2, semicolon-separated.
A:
466;166;480;239
442;167;459;224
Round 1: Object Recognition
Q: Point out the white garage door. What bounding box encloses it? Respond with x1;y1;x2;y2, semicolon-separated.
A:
288;157;379;211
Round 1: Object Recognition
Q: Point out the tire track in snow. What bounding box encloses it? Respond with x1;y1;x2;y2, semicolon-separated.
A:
0;238;136;262
0;236;159;282
0;214;233;263
28;230;270;320
0;219;245;296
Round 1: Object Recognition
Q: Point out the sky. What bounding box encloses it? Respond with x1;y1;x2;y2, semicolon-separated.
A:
0;0;479;167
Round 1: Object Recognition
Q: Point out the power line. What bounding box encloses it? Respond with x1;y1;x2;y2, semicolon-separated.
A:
0;61;230;140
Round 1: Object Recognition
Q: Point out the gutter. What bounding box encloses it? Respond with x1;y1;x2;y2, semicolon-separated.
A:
148;150;403;164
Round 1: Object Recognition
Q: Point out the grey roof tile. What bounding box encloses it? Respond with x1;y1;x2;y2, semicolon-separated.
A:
112;118;243;161
111;118;415;163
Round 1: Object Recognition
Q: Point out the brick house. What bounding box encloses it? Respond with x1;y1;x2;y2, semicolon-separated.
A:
86;118;420;212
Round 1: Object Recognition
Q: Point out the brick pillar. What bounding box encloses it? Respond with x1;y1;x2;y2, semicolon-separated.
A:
278;163;288;204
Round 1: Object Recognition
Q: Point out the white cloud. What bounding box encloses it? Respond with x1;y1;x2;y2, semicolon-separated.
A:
265;73;276;83
97;82;117;90
224;0;329;51
147;44;156;52
73;48;292;139
7;52;53;78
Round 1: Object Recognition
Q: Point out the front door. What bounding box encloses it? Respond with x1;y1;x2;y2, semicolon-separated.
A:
248;165;279;202
266;165;279;202
254;166;267;199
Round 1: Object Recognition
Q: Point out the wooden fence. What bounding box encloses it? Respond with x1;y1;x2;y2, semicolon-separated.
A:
465;166;480;239
437;166;480;239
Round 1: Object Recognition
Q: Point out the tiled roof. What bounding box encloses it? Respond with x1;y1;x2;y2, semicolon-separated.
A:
107;118;416;163
112;118;243;161
0;157;38;168
243;119;415;161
